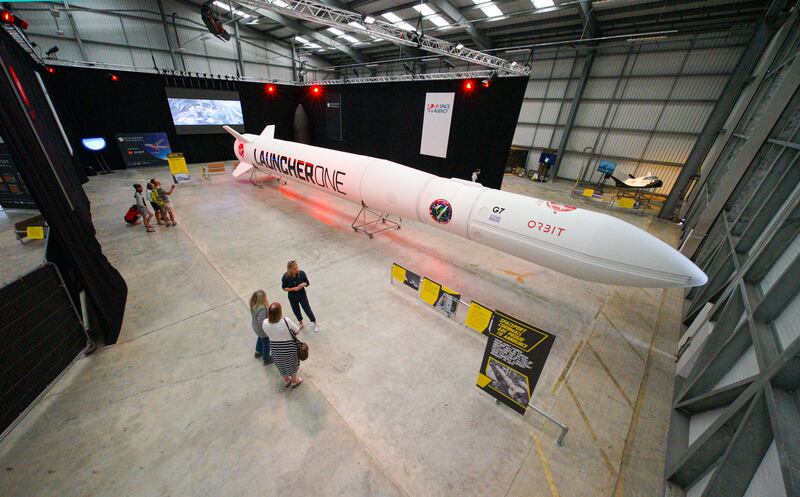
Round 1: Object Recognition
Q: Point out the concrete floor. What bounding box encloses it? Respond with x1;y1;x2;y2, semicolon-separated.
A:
0;166;684;497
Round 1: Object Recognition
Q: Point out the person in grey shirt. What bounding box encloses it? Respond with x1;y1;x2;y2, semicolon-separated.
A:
250;290;272;365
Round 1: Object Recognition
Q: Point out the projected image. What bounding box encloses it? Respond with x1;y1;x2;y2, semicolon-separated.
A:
168;98;243;126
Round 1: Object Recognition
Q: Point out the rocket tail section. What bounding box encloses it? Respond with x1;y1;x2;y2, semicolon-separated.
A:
223;125;249;143
260;125;275;139
232;161;254;177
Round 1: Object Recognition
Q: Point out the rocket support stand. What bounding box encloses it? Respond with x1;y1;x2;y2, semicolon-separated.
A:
250;168;286;188
351;201;401;239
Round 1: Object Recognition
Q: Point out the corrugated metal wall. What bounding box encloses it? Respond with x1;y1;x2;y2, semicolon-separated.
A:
9;0;317;81
512;34;747;195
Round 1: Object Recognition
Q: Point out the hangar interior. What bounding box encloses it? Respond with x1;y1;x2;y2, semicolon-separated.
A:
0;1;799;496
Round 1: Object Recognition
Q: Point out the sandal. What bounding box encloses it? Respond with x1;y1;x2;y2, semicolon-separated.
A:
284;381;292;388
146;228;156;233
291;379;303;389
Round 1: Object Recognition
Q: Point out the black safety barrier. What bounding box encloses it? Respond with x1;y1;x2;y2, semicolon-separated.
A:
0;263;89;437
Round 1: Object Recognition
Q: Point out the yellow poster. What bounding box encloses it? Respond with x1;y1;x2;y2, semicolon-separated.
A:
391;263;406;283
616;197;635;209
167;153;191;183
419;277;441;306
26;226;44;239
465;301;493;334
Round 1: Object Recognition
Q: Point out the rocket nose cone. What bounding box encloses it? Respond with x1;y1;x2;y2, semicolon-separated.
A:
687;263;708;287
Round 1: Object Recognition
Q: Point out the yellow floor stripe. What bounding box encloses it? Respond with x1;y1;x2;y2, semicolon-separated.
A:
534;434;561;497
586;342;634;408
566;382;619;477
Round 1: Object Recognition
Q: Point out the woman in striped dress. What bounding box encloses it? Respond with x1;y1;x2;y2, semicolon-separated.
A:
262;302;303;388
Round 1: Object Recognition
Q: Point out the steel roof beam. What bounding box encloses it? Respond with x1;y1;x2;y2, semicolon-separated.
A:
234;0;526;74
254;7;368;62
429;0;492;50
316;0;424;57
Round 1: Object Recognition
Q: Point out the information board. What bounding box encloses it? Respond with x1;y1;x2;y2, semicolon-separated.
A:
167;153;190;183
391;262;421;291
116;132;172;168
0;142;36;209
465;301;493;334
477;311;556;415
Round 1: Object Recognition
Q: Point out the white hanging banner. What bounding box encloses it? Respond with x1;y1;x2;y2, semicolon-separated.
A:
420;92;455;158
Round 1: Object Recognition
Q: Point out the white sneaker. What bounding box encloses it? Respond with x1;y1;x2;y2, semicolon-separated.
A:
313;322;319;333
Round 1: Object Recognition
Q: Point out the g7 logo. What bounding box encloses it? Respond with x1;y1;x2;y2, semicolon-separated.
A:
492;206;505;214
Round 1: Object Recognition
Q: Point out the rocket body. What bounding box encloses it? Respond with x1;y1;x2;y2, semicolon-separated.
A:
227;126;707;288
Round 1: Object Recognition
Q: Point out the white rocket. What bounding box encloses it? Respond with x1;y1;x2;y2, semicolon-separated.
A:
224;125;707;288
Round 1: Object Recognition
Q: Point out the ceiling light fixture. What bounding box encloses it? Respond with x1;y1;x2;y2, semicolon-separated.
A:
412;4;435;16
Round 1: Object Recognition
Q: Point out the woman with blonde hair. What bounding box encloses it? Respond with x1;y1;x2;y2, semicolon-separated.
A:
250;290;271;365
262;302;303;388
281;259;319;332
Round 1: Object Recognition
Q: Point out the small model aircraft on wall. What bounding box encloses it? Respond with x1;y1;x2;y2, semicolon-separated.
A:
223;125;706;288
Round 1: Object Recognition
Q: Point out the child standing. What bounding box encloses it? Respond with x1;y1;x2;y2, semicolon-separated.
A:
152;178;177;227
134;183;155;233
147;181;164;225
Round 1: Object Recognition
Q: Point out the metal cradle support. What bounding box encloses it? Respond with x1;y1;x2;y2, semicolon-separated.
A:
351;201;400;239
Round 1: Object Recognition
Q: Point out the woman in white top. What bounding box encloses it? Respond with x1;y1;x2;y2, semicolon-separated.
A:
262;302;303;388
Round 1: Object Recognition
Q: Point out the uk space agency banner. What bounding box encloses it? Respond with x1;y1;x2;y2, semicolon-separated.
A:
420;92;455;158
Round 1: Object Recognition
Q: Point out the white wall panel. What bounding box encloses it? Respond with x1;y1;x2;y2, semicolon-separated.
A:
71;10;128;46
760;230;800;294
658;103;713;134
743;441;787;497
620;77;672;99
567;128;599;153
631;50;687;76
774;291;800;351
555;152;586;180
574;101;610;128
689;407;726;445
552;57;580;78
519;101;543;123
84;44;135;66
600;131;649;159
512;125;535;146
525;81;547;98
644;134;695;164
713;345;759;390
546;79;570;98
611;102;662;129
673;76;729;100
583;78;616;99
591;54;628;77
540;101;564;125
685;47;742;74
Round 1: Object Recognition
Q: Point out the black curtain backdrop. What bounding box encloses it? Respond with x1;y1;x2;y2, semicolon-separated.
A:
41;66;526;190
42;67;302;171
0;30;127;344
300;77;528;190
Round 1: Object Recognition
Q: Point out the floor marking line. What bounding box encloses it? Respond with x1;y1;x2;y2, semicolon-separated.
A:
502;435;537;497
565;382;618;478
598;309;645;362
586;342;634;409
612;290;668;497
535;434;561;497
551;339;586;395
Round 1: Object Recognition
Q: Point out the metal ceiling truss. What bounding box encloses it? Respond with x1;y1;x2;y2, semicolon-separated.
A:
233;0;528;75
303;69;496;84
